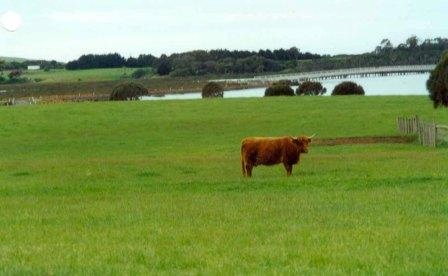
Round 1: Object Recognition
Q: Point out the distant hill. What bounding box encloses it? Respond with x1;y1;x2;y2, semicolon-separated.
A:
0;56;28;62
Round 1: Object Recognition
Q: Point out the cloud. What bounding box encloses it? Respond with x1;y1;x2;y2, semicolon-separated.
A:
47;11;117;23
222;11;313;22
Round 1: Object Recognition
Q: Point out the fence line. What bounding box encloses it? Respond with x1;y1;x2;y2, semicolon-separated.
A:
0;93;110;106
397;115;420;134
397;115;446;147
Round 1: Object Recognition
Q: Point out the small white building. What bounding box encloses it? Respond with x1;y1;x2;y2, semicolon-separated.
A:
27;65;40;70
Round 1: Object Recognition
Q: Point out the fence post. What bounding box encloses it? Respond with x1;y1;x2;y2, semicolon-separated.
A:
424;123;428;146
414;116;417;132
419;123;423;145
432;122;437;147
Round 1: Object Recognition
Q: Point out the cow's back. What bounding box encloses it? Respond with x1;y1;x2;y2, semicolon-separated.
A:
241;137;287;166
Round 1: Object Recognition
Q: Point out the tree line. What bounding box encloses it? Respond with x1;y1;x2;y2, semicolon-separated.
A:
64;47;321;75
63;36;448;76
297;36;448;72
0;59;64;71
2;36;448;77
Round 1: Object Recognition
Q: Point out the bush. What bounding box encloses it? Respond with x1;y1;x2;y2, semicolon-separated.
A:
131;68;149;79
332;81;365;95
427;51;448;108
202;82;224;98
110;82;148;101
4;70;27;84
264;81;294;97
275;79;293;86
8;70;22;80
296;81;327;95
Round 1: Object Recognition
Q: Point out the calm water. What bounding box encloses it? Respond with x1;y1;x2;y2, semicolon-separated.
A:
141;73;430;101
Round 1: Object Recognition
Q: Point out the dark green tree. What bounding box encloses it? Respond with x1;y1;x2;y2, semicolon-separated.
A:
202;82;224;98
0;60;4;74
332;81;365;95
427;51;448;108
406;35;419;49
110;82;148;101
157;55;172;76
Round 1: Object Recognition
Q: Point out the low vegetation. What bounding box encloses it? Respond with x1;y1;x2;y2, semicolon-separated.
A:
0;96;446;274
202;82;224;98
0;69;27;84
296;81;327;96
109;82;148;101
131;68;152;79
0;75;261;100
332;81;365;96
264;81;295;96
21;67;149;83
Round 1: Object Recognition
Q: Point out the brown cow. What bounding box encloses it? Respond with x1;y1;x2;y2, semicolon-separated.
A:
241;135;313;177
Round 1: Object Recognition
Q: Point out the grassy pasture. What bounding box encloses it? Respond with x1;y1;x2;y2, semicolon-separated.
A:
0;56;28;63
22;67;155;83
0;96;447;274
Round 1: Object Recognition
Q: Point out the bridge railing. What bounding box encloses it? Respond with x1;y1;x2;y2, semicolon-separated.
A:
212;64;436;83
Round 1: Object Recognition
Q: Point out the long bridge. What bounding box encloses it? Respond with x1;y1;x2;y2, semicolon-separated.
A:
213;64;435;83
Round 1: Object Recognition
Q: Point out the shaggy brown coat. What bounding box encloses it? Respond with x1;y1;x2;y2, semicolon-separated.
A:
241;136;311;177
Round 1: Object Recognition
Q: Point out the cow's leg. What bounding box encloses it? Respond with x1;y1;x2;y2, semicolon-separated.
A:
284;163;293;176
245;164;253;177
241;158;246;177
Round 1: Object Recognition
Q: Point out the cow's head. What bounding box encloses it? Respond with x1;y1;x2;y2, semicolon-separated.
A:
292;135;313;153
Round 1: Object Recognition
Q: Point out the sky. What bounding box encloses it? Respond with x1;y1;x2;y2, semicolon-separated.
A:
0;0;447;62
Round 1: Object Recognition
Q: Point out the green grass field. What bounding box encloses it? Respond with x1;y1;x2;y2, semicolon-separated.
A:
0;96;447;274
0;56;27;63
22;67;154;83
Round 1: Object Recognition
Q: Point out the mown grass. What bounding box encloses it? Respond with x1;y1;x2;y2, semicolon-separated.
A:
0;96;447;274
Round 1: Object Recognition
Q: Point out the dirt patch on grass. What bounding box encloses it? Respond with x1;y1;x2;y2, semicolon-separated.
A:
314;135;415;146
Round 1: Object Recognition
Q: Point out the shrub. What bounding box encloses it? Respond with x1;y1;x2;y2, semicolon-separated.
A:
296;81;327;96
332;81;365;95
4;70;27;84
290;80;300;86
264;81;294;97
202;82;224;98
427;51;448;108
8;70;22;80
275;79;293;86
170;68;193;77
131;68;149;79
110;82;148;101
